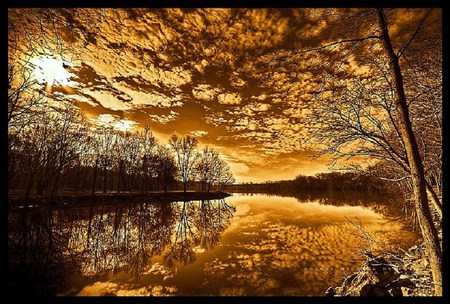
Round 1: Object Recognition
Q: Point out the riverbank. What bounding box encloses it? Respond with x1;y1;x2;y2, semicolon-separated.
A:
325;207;442;297
8;191;232;209
325;243;433;296
325;229;443;297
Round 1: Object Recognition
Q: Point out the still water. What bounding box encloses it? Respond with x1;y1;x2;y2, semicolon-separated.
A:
8;193;417;296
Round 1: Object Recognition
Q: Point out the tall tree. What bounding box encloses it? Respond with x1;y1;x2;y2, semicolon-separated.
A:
262;8;442;294
169;135;199;193
195;147;220;192
215;159;235;192
137;125;157;193
375;9;441;294
151;146;178;193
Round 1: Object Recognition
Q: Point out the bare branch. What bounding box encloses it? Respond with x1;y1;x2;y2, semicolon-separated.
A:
397;8;433;59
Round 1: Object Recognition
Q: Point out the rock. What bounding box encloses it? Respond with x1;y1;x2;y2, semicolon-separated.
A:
409;245;418;252
389;278;416;289
401;287;412;296
326;242;437;297
343;272;372;296
325;286;335;297
345;282;373;296
367;257;400;286
372;286;388;296
387;287;403;297
419;257;429;268
328;256;404;296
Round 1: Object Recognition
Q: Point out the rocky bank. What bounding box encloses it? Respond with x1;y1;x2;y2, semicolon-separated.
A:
325;243;435;297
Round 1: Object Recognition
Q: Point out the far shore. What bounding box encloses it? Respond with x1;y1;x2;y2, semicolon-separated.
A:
8;190;232;209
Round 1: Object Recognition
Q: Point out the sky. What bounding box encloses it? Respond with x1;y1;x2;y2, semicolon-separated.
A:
8;8;437;183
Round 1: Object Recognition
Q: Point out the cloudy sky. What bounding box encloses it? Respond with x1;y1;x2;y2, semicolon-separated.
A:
9;8;437;182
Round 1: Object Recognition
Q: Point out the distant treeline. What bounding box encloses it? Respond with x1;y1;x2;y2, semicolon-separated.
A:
229;171;394;195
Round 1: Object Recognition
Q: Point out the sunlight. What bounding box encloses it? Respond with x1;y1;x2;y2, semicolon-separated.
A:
31;56;74;90
114;119;137;132
90;114;138;132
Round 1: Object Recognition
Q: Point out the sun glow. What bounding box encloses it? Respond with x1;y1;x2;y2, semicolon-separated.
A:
114;119;137;132
31;56;74;90
90;114;138;132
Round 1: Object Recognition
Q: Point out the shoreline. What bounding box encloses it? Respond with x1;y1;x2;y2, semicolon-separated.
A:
8;191;232;210
326;242;435;297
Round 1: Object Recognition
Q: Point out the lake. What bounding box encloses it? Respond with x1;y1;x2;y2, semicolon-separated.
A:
8;193;417;296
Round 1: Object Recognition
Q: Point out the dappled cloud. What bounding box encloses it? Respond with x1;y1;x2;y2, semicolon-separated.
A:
9;8;437;182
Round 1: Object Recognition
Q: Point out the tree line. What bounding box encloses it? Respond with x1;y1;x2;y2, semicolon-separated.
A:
8;102;235;201
229;171;394;194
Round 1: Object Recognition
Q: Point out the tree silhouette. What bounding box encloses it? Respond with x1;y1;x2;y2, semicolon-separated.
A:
169;135;199;193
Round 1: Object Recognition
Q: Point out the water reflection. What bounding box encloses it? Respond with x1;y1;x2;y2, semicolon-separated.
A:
233;190;409;218
204;195;417;296
8;194;416;296
8;199;235;295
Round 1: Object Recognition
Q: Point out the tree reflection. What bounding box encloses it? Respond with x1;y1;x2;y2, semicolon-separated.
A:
164;199;236;266
8;208;81;295
236;190;405;218
290;190;406;218
195;199;236;250
8;198;236;295
164;202;197;266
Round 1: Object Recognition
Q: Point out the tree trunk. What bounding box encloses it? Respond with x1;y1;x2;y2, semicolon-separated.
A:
129;173;133;192
51;173;60;198
81;167;87;192
103;164;107;194
91;160;98;196
377;8;442;295
8;154;16;182
75;163;81;193
117;165;121;193
24;171;35;202
86;207;93;247
426;181;442;218
36;172;46;195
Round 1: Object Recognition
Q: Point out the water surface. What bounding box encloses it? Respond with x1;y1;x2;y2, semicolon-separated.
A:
8;193;417;296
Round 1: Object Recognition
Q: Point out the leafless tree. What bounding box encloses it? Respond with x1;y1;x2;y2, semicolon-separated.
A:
195;147;220;192
164;202;197;266
169;135;199;193
195;147;236;192
275;8;443;294
136;126;157;193
150;146;179;193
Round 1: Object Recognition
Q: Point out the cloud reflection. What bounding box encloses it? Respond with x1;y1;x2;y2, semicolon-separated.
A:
199;195;417;295
77;281;178;296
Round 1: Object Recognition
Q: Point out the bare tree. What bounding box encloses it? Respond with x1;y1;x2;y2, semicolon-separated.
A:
169;135;199;193
279;8;443;294
136;125;157;193
95;127;116;194
151;146;179;193
195;147;220;192
215;159;236;192
8;8;105;144
195;147;236;192
164;202;197;266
